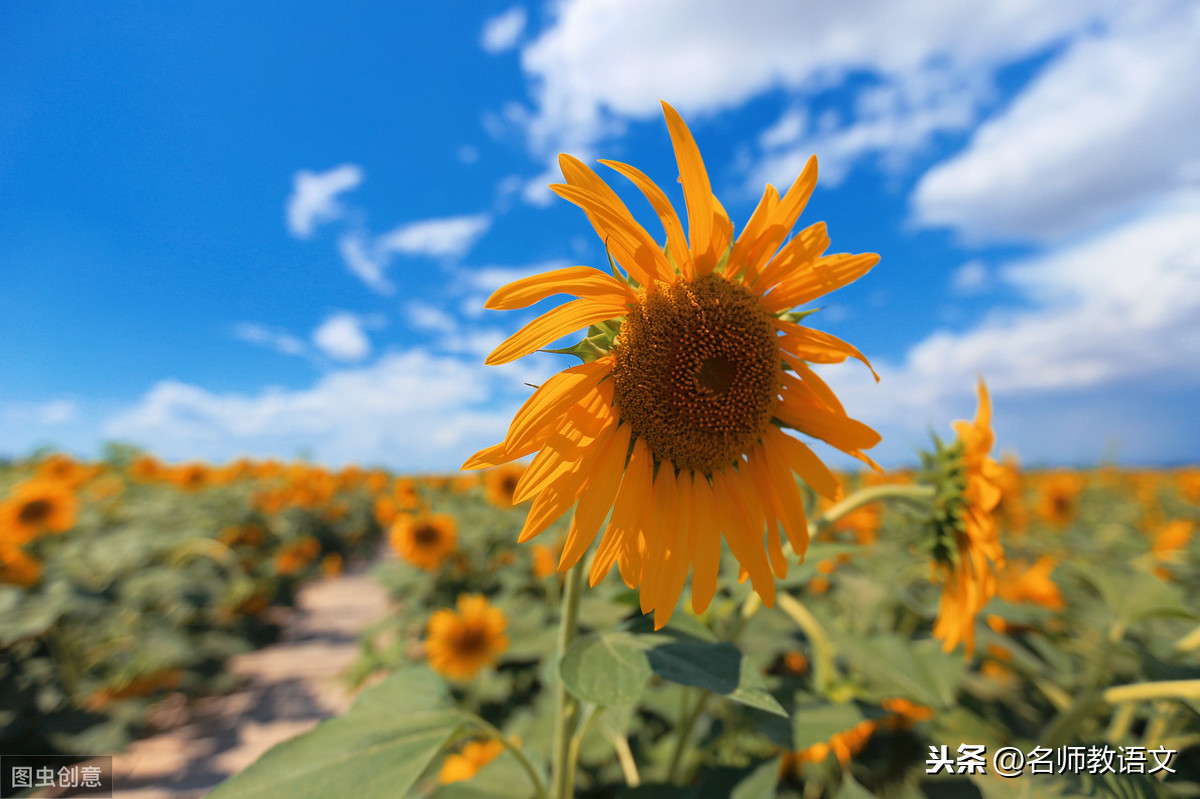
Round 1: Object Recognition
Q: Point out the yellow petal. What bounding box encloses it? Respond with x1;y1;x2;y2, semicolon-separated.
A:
689;475;722;614
752;221;830;294
600;159;694;280
502;356;614;457
727;184;779;282
550;183;672;286
765;425;842;503
560;423;631;571
661;101;717;275
775;319;879;381
486;299;625;366
763;252;880;313
486;265;635;310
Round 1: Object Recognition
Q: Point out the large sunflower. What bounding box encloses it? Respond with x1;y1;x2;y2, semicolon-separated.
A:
464;102;881;627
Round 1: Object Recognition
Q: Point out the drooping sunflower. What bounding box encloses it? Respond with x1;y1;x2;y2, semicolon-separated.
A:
463;102;881;627
929;379;1006;655
389;513;457;571
425;593;510;680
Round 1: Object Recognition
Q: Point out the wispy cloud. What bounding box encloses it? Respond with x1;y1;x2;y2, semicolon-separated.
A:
311;312;374;362
375;214;491;259
285;164;363;239
481;6;527;54
233;322;310;358
912;5;1200;242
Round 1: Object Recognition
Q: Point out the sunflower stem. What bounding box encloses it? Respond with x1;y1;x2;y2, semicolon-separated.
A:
551;560;586;799
464;716;548;799
808;484;936;538
666;687;712;785
1104;679;1200;704
777;593;838;695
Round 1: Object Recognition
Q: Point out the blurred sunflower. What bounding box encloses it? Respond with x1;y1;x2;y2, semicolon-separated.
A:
928;380;1005;655
483;464;525;509
464;101;881;627
425;594;509;680
389;513;457;571
0;479;79;544
439;739;504;784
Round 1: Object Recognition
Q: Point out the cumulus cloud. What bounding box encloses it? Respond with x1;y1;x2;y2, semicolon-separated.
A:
481;6;527;53
912;5;1200;242
312;313;373;362
825;191;1200;465
285;164;364;239
101;350;549;471
511;0;1133;199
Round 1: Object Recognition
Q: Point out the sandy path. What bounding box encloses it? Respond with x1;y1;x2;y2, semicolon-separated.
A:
108;562;391;798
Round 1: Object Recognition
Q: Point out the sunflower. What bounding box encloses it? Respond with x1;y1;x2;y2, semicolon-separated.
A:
463;102;881;627
483;464;525;509
929;380;1005;655
0;541;43;587
389;513;457;571
425;593;509;680
997;556;1064;610
439;739;504;785
1033;471;1085;528
0;479;79;544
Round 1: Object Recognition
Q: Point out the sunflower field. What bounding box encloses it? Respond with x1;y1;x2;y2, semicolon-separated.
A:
0;449;386;755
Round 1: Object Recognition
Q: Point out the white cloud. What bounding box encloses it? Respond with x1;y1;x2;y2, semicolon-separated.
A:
375;214;491;259
825;190;1200;465
233;322;309;358
482;6;528;54
337;232;394;295
312;313;372;362
513;0;1133;199
912;5;1200;242
2;399;79;426
285;164;364;239
406;302;459;335
951;260;989;295
101;350;548;471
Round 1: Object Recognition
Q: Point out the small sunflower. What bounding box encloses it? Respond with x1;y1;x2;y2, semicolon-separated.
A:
483;464;525;509
464;102;881;627
389;513;457;571
0;541;43;587
425;593;509;680
439;739;504;785
0;479;79;544
928;379;1005;655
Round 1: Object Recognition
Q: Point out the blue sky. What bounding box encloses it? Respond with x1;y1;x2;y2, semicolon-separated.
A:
3;1;1199;471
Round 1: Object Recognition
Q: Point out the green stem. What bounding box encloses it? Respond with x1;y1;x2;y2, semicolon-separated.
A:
809;484;936;537
602;721;641;788
777;593;838;694
666;688;712;784
564;703;599;794
551;561;586;799
467;717;548;799
1103;679;1200;704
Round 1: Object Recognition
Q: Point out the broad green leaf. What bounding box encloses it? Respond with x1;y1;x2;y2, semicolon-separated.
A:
560;632;652;706
730;757;781;799
207;667;467;799
839;635;965;709
791;701;863;751
834;775;877;798
645;639;740;693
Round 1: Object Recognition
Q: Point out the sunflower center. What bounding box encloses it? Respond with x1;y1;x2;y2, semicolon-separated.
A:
413;524;441;548
18;499;53;525
611;273;780;474
452;624;489;656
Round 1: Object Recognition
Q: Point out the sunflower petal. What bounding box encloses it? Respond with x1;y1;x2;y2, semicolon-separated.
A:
560;423;631;571
713;467;775;607
661;101;717;276
486;299;625;366
653;471;694;629
763;252;880;313
775;319;879;380
550;183;673;285
486;265;636;310
765;425;842;503
728;184;779;281
600;159;694;280
752;221;830;294
689;475;722;614
502;357;614;457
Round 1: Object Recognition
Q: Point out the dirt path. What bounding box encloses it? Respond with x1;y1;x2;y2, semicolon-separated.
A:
108;562;391;798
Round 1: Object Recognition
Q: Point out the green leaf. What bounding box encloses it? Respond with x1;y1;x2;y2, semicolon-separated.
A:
207;667;467;799
730;757;781;799
834;775;877;799
560;632;652;706
838;635;965;709
791;701;863;751
645;639;740;693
